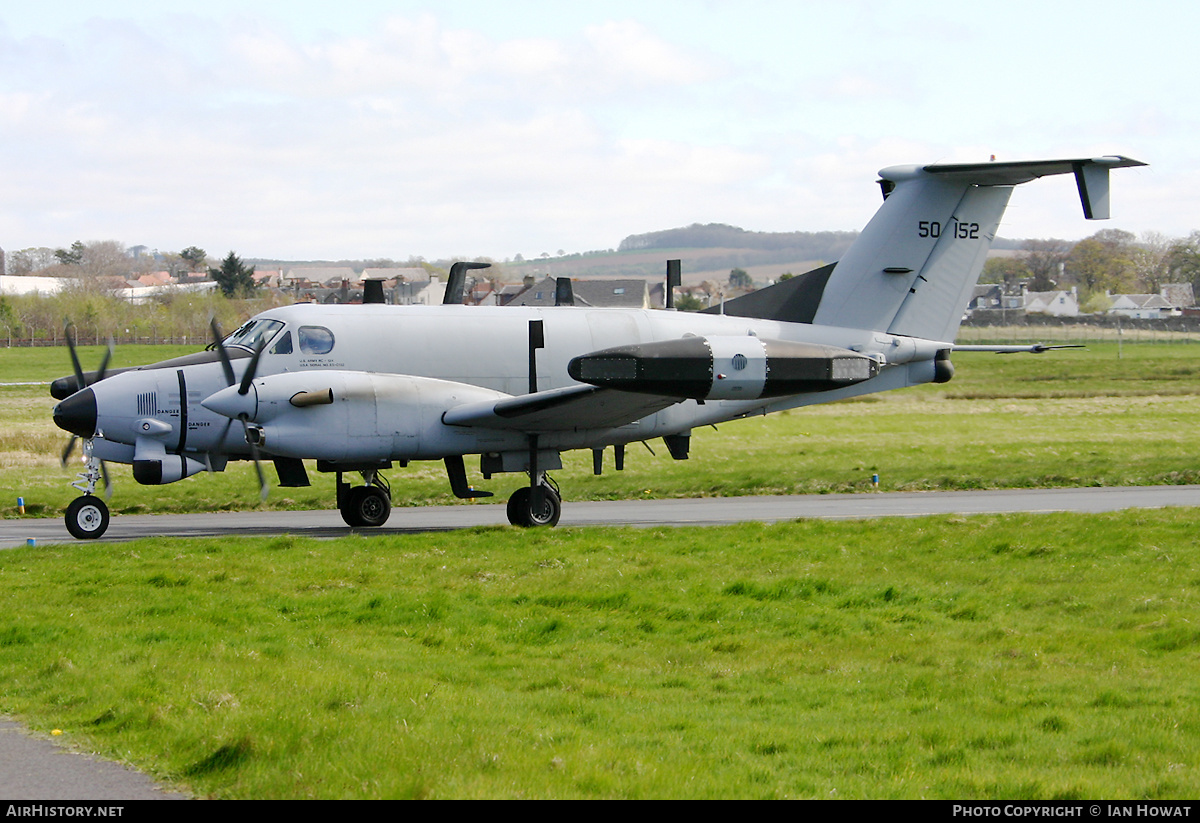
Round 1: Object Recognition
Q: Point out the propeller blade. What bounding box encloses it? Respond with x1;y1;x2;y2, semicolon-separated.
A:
100;461;112;501
238;340;266;396
240;419;269;501
61;435;78;468
210;318;236;387
65;321;86;390
94;337;114;383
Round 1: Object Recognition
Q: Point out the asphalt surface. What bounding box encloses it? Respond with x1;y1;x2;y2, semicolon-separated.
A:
7;485;1200;549
0;720;185;800
3;484;1200;799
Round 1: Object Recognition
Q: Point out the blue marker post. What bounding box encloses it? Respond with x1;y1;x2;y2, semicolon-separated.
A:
17;497;24;515
871;474;879;490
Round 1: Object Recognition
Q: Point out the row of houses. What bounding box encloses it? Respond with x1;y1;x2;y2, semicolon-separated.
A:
11;264;1193;319
0;267;671;309
968;284;1199;320
0;272;218;304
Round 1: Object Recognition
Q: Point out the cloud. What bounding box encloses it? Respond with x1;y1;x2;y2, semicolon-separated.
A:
0;7;1188;258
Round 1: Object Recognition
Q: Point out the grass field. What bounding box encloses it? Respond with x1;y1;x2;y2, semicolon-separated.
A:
4;341;1200;519
2;512;1199;799
2;341;1200;798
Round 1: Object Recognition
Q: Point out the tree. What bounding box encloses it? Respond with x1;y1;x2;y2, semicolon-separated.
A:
1021;239;1072;291
980;256;1032;287
180;246;208;272
209;251;257;298
9;247;57;274
1167;231;1200;292
1066;230;1137;296
1130;231;1172;293
728;268;752;290
54;241;86;266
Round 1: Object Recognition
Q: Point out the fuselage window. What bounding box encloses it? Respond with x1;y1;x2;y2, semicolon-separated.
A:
298;326;335;355
270;331;293;355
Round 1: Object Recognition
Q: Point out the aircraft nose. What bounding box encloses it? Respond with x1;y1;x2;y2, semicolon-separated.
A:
53;387;98;438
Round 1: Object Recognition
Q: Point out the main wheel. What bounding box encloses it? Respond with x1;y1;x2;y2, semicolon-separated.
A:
506;486;561;528
65;495;110;540
340;485;391;528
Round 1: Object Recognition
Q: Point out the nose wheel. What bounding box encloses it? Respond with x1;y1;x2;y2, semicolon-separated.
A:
65;495;110;540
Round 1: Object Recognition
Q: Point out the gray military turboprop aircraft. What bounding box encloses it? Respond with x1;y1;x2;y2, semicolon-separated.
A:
50;155;1144;539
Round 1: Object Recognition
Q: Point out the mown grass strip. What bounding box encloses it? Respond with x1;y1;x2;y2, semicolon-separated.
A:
1;510;1198;798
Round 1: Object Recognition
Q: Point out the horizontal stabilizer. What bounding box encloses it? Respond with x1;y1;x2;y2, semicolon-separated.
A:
924;156;1145;220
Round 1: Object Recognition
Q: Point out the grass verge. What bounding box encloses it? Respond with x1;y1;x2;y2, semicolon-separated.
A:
1;510;1198;798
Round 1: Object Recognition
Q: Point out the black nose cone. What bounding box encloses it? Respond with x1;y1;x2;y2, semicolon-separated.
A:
53;388;97;438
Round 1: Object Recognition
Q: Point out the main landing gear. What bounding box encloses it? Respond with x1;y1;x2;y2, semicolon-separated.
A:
336;469;392;528
506;476;561;528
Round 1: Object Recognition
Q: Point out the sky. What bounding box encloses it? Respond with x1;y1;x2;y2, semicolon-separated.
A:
1;0;1194;262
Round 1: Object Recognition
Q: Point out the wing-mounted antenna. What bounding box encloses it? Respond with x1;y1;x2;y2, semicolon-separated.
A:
443;261;491;305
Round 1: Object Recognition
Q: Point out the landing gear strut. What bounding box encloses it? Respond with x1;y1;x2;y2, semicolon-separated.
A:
337;469;392;527
64;440;110;539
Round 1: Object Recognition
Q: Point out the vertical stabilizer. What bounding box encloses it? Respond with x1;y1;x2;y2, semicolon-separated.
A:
809;156;1144;341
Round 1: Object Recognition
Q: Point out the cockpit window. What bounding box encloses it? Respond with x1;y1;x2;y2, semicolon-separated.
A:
270;331;293;355
299;326;335;355
225;319;284;352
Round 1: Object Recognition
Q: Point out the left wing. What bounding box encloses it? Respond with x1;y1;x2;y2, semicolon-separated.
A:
441;384;679;432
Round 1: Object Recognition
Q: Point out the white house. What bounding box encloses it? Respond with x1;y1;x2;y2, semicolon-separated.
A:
1108;293;1178;319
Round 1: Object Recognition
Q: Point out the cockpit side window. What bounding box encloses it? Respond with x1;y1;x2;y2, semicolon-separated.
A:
270;331;293;355
298;326;335;355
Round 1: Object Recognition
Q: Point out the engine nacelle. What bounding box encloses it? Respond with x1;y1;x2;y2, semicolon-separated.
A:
567;336;879;401
202;371;511;462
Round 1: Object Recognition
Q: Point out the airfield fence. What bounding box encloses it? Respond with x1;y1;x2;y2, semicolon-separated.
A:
958;313;1200;345
6;312;1200;348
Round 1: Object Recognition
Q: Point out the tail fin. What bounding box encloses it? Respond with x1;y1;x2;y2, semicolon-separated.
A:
712;156;1144;340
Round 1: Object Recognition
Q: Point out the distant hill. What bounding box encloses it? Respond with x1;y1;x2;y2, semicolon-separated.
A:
619;223;858;257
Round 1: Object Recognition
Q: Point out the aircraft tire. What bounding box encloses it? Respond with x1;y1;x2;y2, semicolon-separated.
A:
65;495;110;540
506;486;561;528
342;485;391;528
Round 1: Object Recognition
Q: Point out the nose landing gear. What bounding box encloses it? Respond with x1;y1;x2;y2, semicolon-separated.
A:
64;440;111;539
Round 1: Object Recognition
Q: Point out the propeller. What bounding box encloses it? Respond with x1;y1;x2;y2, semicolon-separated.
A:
59;320;113;500
209;318;269;500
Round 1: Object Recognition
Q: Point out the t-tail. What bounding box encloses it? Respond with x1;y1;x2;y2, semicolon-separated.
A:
710;156;1145;342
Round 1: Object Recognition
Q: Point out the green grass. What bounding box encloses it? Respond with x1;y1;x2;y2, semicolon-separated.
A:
4;342;1200;519
2;511;1199;798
